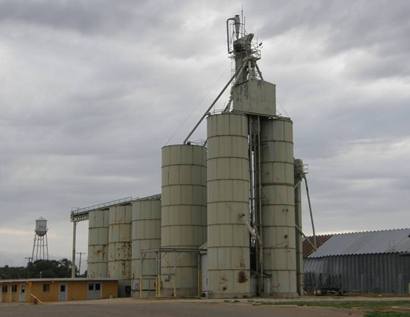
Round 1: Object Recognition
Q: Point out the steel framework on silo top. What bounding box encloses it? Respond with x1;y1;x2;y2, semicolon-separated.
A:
137;247;206;298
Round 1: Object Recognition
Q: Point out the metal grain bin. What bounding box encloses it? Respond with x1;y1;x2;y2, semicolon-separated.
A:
88;208;109;278
108;204;132;281
261;117;297;297
207;113;251;298
161;144;207;297
131;194;161;296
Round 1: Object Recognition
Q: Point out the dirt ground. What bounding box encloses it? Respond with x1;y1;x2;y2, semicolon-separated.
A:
0;298;363;317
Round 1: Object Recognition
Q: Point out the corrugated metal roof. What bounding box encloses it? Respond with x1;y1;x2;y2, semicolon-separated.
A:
303;234;333;258
309;228;410;258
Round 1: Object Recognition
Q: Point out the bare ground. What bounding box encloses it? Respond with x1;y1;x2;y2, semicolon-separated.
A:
0;298;363;317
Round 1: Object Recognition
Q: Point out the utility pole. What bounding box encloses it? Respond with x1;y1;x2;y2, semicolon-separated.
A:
71;220;77;278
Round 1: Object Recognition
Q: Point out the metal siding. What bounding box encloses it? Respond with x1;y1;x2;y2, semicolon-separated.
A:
304;254;410;294
88;209;109;278
107;205;132;280
161;144;207;297
131;196;161;294
207;113;251;298
261;117;297;297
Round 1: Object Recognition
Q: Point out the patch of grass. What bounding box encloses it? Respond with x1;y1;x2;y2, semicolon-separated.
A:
365;312;410;317
271;300;410;310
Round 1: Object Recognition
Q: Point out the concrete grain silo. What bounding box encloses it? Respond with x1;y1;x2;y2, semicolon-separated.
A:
87;208;109;278
260;117;297;297
131;194;161;297
206;113;251;298
108;204;132;295
161;144;207;297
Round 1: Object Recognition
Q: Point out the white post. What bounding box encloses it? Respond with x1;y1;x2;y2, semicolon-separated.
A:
71;221;77;278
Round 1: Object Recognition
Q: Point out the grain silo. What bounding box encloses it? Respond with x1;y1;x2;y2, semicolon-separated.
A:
180;14;304;298
72;13;306;300
108;204;132;296
131;194;161;297
206;113;251;298
161;144;207;297
87;208;109;278
260;117;297;297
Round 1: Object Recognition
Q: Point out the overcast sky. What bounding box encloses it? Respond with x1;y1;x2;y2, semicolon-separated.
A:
0;0;409;267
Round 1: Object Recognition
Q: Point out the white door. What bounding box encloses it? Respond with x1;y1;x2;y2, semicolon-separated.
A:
19;285;26;302
58;284;67;301
88;283;101;299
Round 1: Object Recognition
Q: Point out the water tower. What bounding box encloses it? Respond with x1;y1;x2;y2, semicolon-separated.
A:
31;217;49;261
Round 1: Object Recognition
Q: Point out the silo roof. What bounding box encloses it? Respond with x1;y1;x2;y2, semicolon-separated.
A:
309;228;410;258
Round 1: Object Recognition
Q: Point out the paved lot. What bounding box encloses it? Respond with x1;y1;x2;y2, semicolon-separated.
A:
0;299;362;317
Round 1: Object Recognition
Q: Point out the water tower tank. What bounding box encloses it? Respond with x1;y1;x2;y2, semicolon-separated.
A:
35;218;48;236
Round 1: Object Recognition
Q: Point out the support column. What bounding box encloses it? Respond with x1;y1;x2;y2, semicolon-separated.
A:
71;221;77;278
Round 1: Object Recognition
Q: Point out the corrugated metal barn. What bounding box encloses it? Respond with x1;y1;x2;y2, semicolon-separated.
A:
304;229;410;294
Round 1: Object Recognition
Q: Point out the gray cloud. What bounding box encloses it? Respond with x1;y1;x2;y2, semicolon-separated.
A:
0;0;409;265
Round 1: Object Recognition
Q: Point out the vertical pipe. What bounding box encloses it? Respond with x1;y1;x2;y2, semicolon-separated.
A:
197;253;201;297
303;175;317;248
46;234;49;260
257;116;263;294
295;179;303;295
31;235;36;261
71;221;77;278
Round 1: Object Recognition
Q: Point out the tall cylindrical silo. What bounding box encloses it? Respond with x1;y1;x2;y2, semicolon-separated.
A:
131;194;161;297
161;144;207;297
261;117;297;297
108;204;132;295
207;112;251;298
88;208;109;278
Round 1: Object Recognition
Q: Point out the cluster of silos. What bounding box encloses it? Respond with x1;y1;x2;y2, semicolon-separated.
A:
204;113;298;298
85;15;304;299
160;144;207;297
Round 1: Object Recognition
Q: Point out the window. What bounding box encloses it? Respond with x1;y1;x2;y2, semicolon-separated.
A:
88;283;94;291
1;285;7;293
95;283;101;291
12;285;17;292
60;285;66;292
43;284;50;292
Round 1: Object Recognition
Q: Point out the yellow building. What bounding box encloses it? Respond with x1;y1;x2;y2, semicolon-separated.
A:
0;278;118;303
